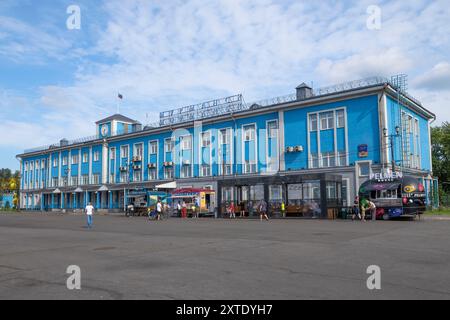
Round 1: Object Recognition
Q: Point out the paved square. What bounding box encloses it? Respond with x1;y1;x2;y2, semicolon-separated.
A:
0;213;449;300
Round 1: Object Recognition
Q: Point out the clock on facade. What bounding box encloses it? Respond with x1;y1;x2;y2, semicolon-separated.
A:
101;125;109;136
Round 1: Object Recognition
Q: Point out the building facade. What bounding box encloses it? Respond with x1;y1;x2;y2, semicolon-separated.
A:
17;77;439;215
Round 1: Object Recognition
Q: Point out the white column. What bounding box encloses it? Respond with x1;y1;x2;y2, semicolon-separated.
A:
58;151;62;187
78;149;82;186
89;146;93;184
278;110;286;171
102;142;108;184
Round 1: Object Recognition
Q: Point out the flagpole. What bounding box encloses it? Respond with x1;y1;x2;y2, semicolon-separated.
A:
116;92;120;114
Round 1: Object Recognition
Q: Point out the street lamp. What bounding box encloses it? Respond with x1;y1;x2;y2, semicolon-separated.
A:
383;126;401;172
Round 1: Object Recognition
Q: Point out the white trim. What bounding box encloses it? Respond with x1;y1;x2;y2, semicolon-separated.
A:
307;106;347;169
148;140;159;180
428;119;433;173
199;130;213;177
241;123;258;174
265;119;279;173
219;127;233;175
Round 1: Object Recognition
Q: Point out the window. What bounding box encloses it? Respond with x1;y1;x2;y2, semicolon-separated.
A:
71;177;78;186
52;177;59;187
72;154;79;165
120;172;128;183
220;129;230;145
310;153;319;169
41;160;46;169
110;148;115;160
375;189;399;199
24;161;28;171
164;167;174;179
181;136;192;150
81;175;89;185
222;187;234;201
82;153;88;163
220;164;232;175
320;112;334;130
322;152;336;168
309;114;318;131
359;162;371;177
342;179;349;207
244;125;255;141
201;165;211;177
267;121;278;138
93;151;100;162
338;151;347;166
181;165;191;178
244;161;256;174
336;110;345;128
62;156;68;166
133;170;142;182
269;185;282;201
150;141;158;155
120;145;129;158
165;139;174;153
134;144;143;157
110;174;115;184
92;174;100;185
201;132;211;147
148;169;157;180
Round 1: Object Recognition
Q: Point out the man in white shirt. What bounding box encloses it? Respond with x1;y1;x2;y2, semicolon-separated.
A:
156;200;162;221
85;202;94;228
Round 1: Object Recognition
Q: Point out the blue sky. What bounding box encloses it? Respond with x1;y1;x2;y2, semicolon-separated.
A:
1;0;450;170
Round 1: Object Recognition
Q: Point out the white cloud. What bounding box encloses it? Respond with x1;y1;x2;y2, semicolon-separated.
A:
413;62;450;92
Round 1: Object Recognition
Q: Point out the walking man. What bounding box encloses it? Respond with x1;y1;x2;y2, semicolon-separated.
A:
85;202;94;228
259;199;269;221
368;200;377;221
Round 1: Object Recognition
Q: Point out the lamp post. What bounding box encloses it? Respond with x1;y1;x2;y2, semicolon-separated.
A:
383;126;401;172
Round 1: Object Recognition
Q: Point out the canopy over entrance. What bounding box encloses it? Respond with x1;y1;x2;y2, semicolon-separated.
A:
156;181;177;190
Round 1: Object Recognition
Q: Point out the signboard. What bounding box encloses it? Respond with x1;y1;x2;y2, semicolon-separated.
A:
358;144;368;158
370;172;403;182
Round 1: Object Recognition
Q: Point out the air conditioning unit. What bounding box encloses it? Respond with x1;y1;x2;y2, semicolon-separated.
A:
133;165;141;170
148;163;156;169
295;146;304;152
164;161;174;167
286;147;294;153
182;160;191;165
132;156;142;162
119;166;127;172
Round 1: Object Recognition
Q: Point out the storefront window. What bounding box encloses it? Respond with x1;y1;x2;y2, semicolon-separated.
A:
269;185;282;201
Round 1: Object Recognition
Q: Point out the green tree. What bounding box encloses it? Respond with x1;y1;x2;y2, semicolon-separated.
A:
431;122;450;204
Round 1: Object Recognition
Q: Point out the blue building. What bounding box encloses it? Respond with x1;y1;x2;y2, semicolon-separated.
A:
16;76;438;217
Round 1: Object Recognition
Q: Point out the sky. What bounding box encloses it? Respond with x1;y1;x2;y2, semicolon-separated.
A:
1;0;449;170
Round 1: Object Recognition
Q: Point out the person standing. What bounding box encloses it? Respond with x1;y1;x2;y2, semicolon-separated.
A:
368;201;377;221
156;200;163;221
177;201;182;217
181;201;187;219
240;201;246;218
259;199;269;221
229;202;236;219
360;198;369;222
352;196;362;221
281;201;286;218
85;202;94;228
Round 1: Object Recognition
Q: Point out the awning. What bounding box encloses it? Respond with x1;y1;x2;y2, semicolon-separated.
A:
98;185;109;191
155;181;177;189
52;188;61;194
74;187;83;193
360;182;400;193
